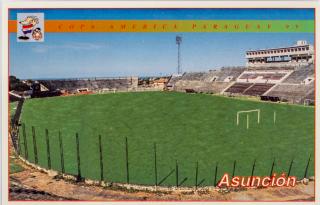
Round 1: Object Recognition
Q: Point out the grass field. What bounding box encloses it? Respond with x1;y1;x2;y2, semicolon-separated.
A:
17;92;314;186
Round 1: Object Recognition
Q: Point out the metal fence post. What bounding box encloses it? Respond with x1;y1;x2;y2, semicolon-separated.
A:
232;160;236;178
22;124;28;159
214;163;218;186
58;131;65;173
250;159;256;186
32;126;38;164
303;155;311;179
45;129;51;169
195;161;198;189
287;159;294;177
269;158;275;177
176;160;179;187
17;127;22;156
76;133;81;180
125;137;129;183
98;135;104;182
154;142;158;186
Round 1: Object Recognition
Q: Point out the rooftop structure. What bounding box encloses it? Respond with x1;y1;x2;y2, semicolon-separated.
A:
245;40;314;68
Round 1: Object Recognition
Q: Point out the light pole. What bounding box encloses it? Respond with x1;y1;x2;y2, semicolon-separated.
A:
176;35;182;74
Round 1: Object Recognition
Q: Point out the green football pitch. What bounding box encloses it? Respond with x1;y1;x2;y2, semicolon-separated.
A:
16;92;314;186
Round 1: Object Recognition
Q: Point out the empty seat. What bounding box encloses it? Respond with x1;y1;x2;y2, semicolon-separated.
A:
243;83;275;96
283;65;314;84
225;83;253;94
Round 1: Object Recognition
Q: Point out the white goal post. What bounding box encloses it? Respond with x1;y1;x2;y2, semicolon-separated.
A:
236;109;260;127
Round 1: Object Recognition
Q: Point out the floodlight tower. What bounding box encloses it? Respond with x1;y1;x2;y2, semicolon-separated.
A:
176;35;182;74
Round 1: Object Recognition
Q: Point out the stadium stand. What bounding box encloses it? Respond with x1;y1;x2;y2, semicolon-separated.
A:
173;80;231;93
168;67;245;93
214;67;246;82
239;73;286;80
237;70;290;84
203;67;245;82
202;70;219;82
166;74;183;90
225;83;253;94
38;77;138;93
243;83;275;96
210;82;233;93
180;72;207;81
166;64;314;105
260;64;315;103
282;65;314;84
266;83;314;104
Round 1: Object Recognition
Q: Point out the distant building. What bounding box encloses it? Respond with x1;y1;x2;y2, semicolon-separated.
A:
245;40;314;68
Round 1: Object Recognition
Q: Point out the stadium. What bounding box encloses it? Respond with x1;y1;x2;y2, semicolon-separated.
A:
9;40;314;189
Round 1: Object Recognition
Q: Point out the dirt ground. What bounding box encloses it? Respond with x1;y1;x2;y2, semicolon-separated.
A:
9;156;315;201
10;177;70;201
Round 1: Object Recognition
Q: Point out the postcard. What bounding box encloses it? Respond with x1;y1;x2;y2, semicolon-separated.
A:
1;1;318;204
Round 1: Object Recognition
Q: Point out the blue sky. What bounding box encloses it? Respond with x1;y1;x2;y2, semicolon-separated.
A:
9;9;315;79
